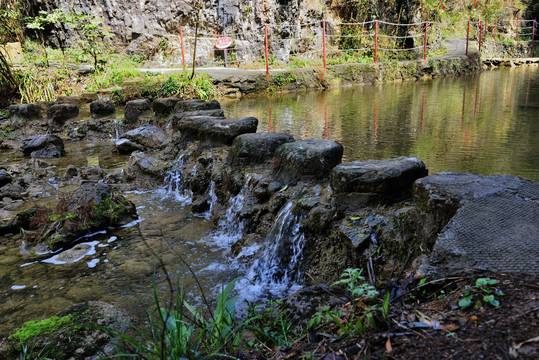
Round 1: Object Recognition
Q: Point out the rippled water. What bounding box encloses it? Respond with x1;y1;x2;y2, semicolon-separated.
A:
222;67;539;182
1;67;537;336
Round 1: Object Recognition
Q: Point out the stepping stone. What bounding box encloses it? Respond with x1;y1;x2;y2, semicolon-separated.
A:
274;139;343;183
227;132;295;167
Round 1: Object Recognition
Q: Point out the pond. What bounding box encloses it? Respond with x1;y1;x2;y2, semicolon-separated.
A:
1;67;537;336
222;66;539;182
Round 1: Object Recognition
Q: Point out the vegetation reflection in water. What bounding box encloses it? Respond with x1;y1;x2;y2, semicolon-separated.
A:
223;67;539;182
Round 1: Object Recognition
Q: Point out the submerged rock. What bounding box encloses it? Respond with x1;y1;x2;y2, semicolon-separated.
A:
227;132;295;167
274;139;343;183
21;135;65;158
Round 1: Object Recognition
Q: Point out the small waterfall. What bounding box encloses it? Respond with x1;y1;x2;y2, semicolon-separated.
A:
204;174;258;246
159;156;192;204
202;180;218;219
113;119;124;140
240;201;306;297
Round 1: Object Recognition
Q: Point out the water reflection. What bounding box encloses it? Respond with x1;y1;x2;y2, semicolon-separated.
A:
223;67;539;181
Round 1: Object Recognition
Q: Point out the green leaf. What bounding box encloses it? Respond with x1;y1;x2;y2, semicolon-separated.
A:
458;296;473;309
277;185;288;193
349;216;361;221
489;298;500;307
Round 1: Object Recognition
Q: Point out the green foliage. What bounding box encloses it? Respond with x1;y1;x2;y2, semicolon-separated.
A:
9;314;74;348
246;299;297;348
111;277;245;359
70;13;114;70
458;277;504;310
333;268;379;299
272;71;297;87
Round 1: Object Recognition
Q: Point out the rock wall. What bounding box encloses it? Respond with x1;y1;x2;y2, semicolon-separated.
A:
24;0;422;64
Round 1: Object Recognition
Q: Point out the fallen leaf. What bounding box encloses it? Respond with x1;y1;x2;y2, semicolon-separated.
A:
385;336;393;353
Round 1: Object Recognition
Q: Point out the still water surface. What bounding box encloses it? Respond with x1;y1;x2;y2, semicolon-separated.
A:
223;66;539;181
1;67;537;336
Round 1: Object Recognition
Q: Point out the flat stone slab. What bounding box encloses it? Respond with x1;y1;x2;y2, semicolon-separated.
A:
274;139;343;183
198;117;258;145
227;132;295;167
413;172;529;229
174;99;221;112
428;183;539;275
174;116;225;142
331;156;427;194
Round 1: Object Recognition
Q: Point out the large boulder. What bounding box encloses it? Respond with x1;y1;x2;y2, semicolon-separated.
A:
227;132;295;167
47;103;79;132
174;116;225;143
171;109;226;130
331;156;427;204
120;124;168;149
90;99;116;119
21;135;65;158
413;172;529;229
21;183;137;250
0;170;12;187
174;99;221;112
124;151;167;184
274;139;343;183
8;103;42;127
152;97;181;117
114;138;145;154
2;301;130;360
198;117;258;146
124;98;153;125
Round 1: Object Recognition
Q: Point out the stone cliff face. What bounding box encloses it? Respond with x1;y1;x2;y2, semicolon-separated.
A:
25;0;421;65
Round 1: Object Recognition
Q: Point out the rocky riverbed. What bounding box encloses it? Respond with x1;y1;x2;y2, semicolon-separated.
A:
0;95;537;358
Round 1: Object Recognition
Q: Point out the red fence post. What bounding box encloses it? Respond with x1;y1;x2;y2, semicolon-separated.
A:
424;21;428;60
479;20;483;51
533;20;536;56
180;26;186;70
265;25;269;76
466;20;470;55
323;20;327;70
375;20;378;63
516;21;519;42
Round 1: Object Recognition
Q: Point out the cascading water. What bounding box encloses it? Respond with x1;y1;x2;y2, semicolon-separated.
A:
158;155;193;204
204;174;259;248
239;201;306;298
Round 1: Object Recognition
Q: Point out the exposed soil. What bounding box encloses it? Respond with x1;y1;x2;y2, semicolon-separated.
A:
243;271;538;360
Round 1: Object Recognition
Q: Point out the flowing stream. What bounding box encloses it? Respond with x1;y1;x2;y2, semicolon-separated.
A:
1;67;538;335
